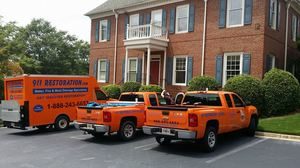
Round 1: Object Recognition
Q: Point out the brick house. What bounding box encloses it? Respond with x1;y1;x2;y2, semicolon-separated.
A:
86;0;300;94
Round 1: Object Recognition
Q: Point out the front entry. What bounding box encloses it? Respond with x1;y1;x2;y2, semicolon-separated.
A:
150;57;160;85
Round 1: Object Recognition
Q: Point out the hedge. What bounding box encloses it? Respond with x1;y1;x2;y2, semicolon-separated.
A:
188;76;220;91
262;69;300;116
101;85;121;99
139;85;163;92
121;82;141;93
224;75;264;114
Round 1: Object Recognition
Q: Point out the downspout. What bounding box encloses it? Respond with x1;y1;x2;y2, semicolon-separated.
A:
113;9;119;84
284;1;291;71
201;0;208;76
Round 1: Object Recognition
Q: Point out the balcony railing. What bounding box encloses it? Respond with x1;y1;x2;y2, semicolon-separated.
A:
126;24;168;40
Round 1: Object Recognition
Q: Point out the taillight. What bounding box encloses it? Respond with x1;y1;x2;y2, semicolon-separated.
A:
188;114;198;127
103;111;111;122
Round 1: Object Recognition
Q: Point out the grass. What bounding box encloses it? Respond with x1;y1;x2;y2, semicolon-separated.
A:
258;113;300;136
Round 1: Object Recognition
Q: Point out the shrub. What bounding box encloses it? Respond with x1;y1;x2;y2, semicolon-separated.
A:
101;85;121;99
139;85;163;93
224;75;264;113
121;82;141;93
262;68;300;116
188;76;219;91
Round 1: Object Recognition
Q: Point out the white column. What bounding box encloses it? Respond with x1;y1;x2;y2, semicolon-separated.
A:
124;48;129;83
142;52;145;85
162;49;167;89
146;47;151;85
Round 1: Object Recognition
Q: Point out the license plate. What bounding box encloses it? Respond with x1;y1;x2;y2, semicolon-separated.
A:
161;128;171;135
86;124;93;129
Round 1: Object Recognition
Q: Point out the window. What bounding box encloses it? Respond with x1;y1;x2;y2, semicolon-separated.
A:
152;9;163;36
266;55;276;72
149;94;158;106
98;59;107;83
292;15;297;42
223;53;243;85
270;0;279;30
119;94;144;102
232;94;245;107
100;20;108;41
128;58;137;82
182;94;222;106
130;14;139;27
173;56;187;85
227;0;244;27
95;90;107;100
176;4;189;33
225;94;233;108
157;94;167;105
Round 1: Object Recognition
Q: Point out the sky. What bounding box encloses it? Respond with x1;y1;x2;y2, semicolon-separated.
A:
0;0;107;42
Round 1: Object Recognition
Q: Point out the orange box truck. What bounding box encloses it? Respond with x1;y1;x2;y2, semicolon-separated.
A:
0;74;109;130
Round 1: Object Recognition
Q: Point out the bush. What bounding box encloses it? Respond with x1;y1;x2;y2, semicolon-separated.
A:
121;82;141;93
139;85;163;93
101;84;121;99
224;75;264;113
188;76;219;91
262;69;300;116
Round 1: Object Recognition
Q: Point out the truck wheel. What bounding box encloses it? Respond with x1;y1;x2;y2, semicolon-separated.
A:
247;116;258;137
202;127;217;153
54;116;69;131
91;132;105;138
155;137;171;145
118;121;136;141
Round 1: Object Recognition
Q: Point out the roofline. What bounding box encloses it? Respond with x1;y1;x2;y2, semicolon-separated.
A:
4;74;92;79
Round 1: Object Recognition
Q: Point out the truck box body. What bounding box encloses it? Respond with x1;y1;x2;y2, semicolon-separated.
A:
1;75;108;129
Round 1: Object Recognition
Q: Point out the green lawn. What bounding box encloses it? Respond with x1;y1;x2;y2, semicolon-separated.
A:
258;113;300;136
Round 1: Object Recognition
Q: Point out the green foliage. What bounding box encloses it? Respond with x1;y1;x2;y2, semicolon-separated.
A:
262;69;300;116
121;82;141;93
139;85;163;93
224;75;264;113
102;85;121;99
188;76;219;91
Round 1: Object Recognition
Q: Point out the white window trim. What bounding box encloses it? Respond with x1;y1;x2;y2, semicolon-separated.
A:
99;20;108;42
98;59;107;83
172;56;188;86
130;14;140;27
226;0;245;28
292;15;297;42
128;57;138;82
175;4;190;34
222;52;244;86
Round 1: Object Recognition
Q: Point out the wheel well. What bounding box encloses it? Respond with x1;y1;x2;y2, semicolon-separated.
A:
121;116;137;126
55;114;70;123
206;120;219;132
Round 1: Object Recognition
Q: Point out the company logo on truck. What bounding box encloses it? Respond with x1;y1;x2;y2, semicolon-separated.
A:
33;105;44;112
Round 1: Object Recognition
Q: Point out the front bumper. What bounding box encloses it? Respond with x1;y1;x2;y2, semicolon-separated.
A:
143;126;196;140
74;121;109;133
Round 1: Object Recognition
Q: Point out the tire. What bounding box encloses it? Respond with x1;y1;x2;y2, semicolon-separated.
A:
118;120;136;141
202;127;217;153
155;137;171;145
246;116;258;137
54;116;70;131
91;132;105;138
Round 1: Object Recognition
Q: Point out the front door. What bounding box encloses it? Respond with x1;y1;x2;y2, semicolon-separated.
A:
150;58;160;85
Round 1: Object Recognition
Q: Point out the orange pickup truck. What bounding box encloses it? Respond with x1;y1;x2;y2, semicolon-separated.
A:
74;92;165;141
143;91;258;152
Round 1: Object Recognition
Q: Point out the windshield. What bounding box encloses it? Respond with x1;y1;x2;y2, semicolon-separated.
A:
119;94;144;102
182;93;222;106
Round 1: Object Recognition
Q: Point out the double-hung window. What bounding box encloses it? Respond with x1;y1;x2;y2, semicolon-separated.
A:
176;4;189;33
173;56;187;85
128;58;137;82
98;59;107;83
269;0;279;30
227;0;244;27
292;15;298;42
130;14;139;27
152;9;163;36
100;20;108;42
223;53;243;85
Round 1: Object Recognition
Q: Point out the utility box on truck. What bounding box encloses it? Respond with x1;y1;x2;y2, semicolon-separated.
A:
0;75;109;130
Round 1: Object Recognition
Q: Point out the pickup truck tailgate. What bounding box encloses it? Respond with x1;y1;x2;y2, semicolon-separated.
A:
77;107;103;124
146;106;189;129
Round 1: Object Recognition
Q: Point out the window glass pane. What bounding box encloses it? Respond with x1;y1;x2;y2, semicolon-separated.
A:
225;94;233;107
149;94;158;106
183;94;222;106
100;20;107;40
129;60;137;71
177;5;188;32
229;0;243;9
176;58;186;71
178;18;188;32
232;94;245;107
152;11;162;26
178;6;188;18
176;71;185;83
226;55;241;81
99;72;106;81
128;72;137;82
96;90;107;100
229;10;242;25
130;15;139;26
119;94;144;102
100;61;106;71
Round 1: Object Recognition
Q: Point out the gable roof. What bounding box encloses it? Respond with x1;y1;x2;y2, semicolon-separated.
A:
85;0;158;16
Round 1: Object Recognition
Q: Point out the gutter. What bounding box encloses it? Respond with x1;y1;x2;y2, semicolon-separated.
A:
201;0;208;76
113;9;119;84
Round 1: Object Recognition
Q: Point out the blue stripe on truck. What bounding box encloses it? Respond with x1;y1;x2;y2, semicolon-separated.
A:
33;88;88;94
